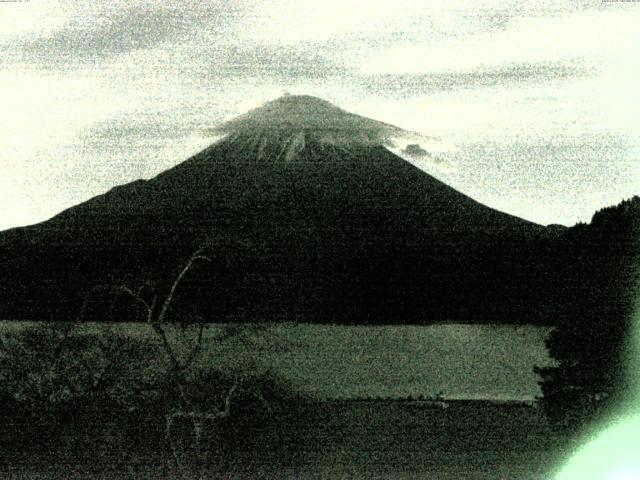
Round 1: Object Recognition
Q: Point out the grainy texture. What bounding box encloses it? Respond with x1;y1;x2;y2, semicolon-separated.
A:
1;2;638;478
1;2;639;229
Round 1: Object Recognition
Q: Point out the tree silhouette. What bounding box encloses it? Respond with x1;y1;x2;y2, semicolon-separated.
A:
80;242;274;476
535;196;640;431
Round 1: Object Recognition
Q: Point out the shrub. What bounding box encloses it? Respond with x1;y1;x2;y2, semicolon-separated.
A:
0;322;166;460
0;321;307;473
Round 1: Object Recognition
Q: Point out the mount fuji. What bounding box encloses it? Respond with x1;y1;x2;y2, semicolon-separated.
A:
0;95;571;324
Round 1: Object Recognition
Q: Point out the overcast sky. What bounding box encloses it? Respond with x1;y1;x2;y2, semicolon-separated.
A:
1;0;639;229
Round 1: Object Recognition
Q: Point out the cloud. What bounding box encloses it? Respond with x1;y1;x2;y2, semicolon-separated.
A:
0;0;68;39
402;144;431;158
193;42;589;102
1;0;246;68
354;61;589;97
359;7;633;75
75;114;214;180
83;116;198;147
10;7;190;66
207;43;339;81
1;0;626;72
382;135;457;176
1;0;638;231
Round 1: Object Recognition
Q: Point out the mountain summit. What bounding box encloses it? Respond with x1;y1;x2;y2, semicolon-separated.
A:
210;94;408;139
207;95;422;162
0;95;546;324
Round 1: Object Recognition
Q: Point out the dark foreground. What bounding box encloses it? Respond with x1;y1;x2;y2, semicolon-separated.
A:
2;400;573;480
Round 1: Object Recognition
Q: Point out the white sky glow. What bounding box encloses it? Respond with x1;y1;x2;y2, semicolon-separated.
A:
0;0;638;229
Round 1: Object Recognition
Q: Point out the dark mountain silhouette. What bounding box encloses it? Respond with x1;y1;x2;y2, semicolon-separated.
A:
0;96;635;327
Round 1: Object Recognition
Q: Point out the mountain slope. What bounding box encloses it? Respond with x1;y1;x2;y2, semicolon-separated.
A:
1;96;554;324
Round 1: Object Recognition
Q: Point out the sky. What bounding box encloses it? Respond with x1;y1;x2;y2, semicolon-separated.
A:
0;0;639;230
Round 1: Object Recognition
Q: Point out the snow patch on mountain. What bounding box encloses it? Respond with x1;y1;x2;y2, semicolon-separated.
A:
204;95;455;165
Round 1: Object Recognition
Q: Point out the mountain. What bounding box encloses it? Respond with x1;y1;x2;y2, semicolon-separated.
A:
206;94;408;140
2;95;632;326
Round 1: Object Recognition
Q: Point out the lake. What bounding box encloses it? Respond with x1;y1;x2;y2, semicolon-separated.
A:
0;321;554;401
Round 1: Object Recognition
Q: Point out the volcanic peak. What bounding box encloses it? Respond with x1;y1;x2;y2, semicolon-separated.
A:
208;94;412;147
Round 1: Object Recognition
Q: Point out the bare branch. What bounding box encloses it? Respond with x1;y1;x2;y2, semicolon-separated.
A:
82;284;153;321
235;384;274;414
222;384;239;417
147;295;157;323
211;324;262;344
89;361;110;392
183;323;205;369
75;291;91;323
151;323;182;372
168;383;240;423
108;285;152;313
51;322;76;359
157;250;212;325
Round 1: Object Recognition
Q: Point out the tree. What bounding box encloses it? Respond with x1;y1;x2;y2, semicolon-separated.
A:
81;244;276;477
535;197;640;432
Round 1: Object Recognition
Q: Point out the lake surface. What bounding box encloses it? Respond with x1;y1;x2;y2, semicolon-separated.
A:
261;324;554;400
0;321;554;401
